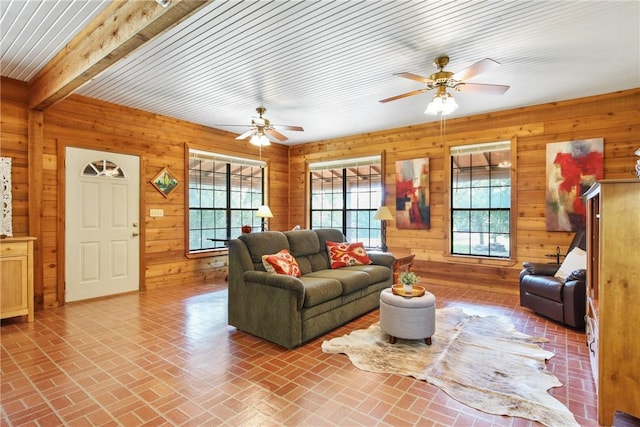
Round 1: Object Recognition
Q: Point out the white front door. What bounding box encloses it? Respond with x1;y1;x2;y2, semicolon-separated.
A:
65;148;140;302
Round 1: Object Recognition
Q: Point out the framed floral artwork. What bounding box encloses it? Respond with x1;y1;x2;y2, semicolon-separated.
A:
151;167;179;198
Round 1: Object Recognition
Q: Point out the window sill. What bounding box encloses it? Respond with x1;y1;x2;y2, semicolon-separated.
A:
186;248;228;259
444;254;517;268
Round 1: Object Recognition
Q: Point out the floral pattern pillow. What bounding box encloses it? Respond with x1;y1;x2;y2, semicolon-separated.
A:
326;241;372;269
262;249;301;277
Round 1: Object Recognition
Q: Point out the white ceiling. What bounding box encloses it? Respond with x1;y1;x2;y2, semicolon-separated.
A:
2;0;639;145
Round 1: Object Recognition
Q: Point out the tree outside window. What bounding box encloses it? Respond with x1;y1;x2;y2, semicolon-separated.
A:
451;142;512;258
310;156;382;248
188;149;265;251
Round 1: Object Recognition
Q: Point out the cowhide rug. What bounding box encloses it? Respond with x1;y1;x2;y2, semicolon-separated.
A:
322;307;579;427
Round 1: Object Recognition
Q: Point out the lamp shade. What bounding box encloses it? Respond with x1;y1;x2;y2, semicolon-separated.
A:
256;205;273;218
424;91;458;116
374;206;393;221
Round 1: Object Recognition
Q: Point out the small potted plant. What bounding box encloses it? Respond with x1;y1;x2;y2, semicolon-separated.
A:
399;271;419;293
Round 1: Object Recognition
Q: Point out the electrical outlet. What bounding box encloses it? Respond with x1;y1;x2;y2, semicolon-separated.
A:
150;209;164;217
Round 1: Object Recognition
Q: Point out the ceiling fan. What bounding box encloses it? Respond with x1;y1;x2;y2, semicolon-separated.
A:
379;56;509;115
217;107;304;146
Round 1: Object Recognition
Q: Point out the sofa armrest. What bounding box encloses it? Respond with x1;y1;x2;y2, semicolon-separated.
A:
369;252;395;269
566;268;586;281
244;271;306;310
522;261;560;276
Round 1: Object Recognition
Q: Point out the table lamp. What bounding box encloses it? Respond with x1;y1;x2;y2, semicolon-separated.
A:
256;205;273;231
374;206;393;252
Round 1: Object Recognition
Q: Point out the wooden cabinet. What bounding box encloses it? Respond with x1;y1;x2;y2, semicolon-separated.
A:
585;179;640;426
0;237;35;322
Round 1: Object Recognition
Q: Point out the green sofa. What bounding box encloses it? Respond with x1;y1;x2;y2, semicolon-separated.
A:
228;229;395;349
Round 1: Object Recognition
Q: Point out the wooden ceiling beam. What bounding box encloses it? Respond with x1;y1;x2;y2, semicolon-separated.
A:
28;0;208;111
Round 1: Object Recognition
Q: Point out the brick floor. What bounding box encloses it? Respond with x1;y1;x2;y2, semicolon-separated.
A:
1;282;598;426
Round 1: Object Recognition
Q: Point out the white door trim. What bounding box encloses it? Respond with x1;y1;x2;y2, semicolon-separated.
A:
65;148;140;302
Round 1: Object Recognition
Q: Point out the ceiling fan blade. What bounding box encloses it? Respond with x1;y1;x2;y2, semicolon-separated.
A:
394;72;434;84
274;125;304;132
379;88;429;103
214;124;250;127
456;82;510;95
453;58;500;81
235;129;255;140
265;128;288;141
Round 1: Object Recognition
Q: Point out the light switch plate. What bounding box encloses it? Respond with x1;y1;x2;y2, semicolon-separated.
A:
150;209;164;217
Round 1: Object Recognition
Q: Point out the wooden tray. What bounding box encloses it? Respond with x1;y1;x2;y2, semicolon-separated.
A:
392;284;425;297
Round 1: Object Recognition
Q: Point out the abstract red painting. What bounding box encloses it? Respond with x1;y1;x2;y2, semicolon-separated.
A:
546;138;603;231
395;158;430;230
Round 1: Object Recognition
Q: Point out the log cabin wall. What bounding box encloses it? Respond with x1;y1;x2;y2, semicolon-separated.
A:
1;76;290;309
2;75;638;308
1;79;30;236
289;88;640;292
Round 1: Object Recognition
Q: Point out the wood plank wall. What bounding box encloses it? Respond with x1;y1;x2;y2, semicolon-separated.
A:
1;77;290;309
2;75;638;307
1;80;30;236
289;89;640;292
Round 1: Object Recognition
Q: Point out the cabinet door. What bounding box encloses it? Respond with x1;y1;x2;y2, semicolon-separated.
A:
0;255;28;316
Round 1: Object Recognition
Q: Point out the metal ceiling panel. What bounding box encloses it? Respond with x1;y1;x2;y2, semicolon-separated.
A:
1;0;639;144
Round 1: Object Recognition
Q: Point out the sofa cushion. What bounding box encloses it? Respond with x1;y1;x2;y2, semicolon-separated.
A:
284;230;320;257
314;229;346;268
283;230;325;275
342;264;392;284
307;253;331;272
326;241;372;268
521;275;564;302
262;249;302;277
305;269;371;294
239;232;289;267
298;276;343;307
294;253;331;275
315;229;346;248
301;280;387;322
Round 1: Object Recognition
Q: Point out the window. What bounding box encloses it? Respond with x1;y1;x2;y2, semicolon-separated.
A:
82;159;125;178
188;149;265;251
450;141;512;258
309;156;382;248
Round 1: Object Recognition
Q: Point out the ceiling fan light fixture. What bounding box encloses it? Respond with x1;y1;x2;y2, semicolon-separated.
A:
220;107;303;143
424;90;458;116
250;133;270;146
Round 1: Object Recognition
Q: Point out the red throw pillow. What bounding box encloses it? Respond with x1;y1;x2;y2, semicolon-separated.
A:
261;249;301;277
326;241;372;269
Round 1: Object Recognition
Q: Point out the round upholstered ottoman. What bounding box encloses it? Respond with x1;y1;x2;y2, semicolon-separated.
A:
379;287;436;345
